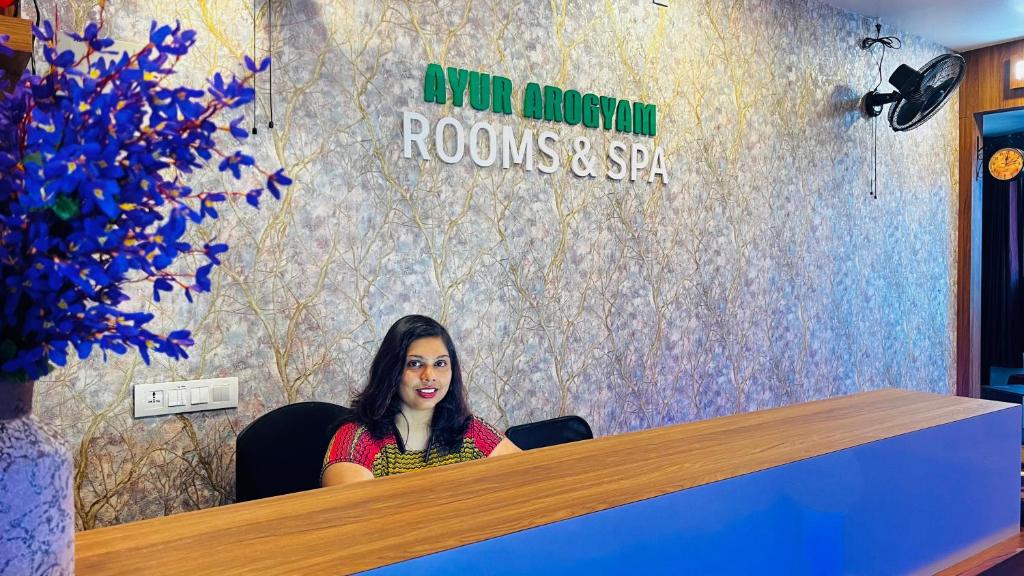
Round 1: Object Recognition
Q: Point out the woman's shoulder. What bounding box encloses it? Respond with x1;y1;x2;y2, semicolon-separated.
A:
331;420;387;440
465;416;503;455
466;415;500;434
324;420;391;472
333;419;368;438
328;421;390;452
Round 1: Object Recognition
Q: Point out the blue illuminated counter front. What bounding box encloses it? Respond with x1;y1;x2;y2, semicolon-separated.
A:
75;389;1021;575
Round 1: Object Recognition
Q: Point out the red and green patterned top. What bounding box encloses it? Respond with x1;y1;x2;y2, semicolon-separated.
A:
322;417;504;479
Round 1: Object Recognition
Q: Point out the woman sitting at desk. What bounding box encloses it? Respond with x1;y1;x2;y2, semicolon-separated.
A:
321;315;520;487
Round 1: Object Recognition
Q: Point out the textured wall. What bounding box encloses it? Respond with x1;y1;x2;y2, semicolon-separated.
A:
34;0;958;529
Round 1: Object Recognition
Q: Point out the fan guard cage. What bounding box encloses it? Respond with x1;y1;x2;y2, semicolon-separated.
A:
887;54;965;132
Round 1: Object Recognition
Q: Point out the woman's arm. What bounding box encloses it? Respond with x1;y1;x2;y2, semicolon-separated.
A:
489;437;522;457
322;462;374;487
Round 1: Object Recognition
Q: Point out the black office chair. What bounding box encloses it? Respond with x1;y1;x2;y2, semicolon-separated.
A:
989;366;1024;388
505;415;593;450
235;401;352;502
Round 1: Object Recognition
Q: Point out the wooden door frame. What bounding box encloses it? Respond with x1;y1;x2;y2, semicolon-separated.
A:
956;113;984;398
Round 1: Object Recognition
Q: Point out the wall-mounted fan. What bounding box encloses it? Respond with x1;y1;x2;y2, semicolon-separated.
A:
863;54;966;131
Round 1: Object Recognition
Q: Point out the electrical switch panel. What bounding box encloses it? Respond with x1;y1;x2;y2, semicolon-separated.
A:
133;377;238;418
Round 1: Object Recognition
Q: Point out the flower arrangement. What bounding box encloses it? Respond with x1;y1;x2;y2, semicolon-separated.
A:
0;16;289;380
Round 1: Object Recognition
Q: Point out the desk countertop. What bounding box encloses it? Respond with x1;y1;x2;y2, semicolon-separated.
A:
76;389;1012;575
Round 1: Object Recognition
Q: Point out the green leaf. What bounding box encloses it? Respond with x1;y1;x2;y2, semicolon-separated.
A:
22;152;42;167
52;195;80;220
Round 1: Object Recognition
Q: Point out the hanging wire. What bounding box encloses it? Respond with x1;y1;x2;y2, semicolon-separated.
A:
862;23;902;200
251;0;258;135
872;118;877;199
267;0;274;129
862;24;902;91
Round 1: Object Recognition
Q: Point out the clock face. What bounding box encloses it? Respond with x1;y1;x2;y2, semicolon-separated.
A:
989;147;1024;181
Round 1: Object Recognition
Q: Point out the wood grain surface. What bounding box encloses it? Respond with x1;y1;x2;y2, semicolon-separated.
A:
956;112;983;399
934;531;1024;576
0;14;31;85
960;41;1024;119
75;389;1012;575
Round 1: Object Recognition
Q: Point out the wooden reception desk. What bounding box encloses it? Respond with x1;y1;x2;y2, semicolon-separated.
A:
76;389;1021;575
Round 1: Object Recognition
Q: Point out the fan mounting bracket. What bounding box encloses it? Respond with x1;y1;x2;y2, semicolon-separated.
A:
863;90;900;117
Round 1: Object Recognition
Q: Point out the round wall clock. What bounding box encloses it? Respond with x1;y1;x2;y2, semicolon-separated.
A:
989;147;1024;181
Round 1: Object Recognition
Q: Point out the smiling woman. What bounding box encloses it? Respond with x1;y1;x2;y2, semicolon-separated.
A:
321;315;520;487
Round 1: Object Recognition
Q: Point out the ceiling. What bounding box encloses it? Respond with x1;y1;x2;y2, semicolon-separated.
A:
821;0;1024;51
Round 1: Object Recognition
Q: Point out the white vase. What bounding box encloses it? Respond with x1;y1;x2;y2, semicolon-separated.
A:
0;379;74;575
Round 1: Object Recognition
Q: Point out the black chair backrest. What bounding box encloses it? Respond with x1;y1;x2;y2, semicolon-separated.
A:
505;415;593;450
235;401;352;502
980;386;1024;404
989;366;1024;387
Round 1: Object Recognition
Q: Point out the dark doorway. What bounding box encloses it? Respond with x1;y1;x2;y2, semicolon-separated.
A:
979;131;1024;386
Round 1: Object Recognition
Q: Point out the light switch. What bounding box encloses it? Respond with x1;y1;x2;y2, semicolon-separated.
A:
190;387;209;405
167;389;185;407
212;385;229;403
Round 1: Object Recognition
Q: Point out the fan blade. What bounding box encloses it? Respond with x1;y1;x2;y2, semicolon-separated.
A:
895;99;924;126
921;78;955;110
920;61;961;92
898;77;957;125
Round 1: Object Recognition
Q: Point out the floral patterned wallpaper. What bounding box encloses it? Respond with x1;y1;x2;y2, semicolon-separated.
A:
35;0;958;529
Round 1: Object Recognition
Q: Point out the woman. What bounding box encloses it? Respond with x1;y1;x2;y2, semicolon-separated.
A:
322;315;520;487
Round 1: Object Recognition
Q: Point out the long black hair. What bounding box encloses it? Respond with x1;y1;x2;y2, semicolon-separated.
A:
350;315;472;456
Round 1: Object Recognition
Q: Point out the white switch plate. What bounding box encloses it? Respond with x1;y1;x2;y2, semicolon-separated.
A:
133;377;238;418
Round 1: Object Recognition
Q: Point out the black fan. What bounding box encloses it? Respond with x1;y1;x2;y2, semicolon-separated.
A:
863;54;966;131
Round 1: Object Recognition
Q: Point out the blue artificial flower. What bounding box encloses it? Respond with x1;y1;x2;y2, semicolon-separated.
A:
266;169;293;199
32;21;55;43
206;73;254;108
0;14;291;379
245;188;262;208
66;21;115;53
217;151;255;179
229;117;248;139
244;55;270;73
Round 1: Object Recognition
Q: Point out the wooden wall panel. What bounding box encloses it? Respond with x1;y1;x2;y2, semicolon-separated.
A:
956;38;1024;397
957;115;982;398
961;40;1024;117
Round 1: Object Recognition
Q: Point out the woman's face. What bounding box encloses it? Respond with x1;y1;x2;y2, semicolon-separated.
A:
398;336;452;411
